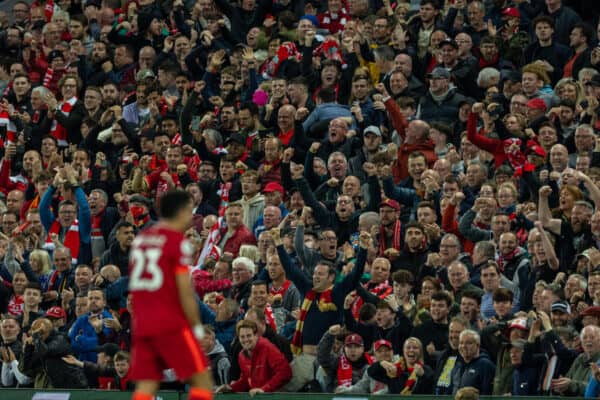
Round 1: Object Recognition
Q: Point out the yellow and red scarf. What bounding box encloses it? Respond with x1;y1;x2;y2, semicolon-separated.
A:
291;287;337;355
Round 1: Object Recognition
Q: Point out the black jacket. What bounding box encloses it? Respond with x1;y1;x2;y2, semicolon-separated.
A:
20;330;88;388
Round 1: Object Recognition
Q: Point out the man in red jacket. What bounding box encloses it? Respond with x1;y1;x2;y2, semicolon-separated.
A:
216;319;292;395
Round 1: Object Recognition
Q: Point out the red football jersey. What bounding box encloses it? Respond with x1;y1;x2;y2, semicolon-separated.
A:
129;224;193;337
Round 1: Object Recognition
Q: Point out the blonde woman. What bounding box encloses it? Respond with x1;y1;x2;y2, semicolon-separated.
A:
27;249;53;292
367;337;434;394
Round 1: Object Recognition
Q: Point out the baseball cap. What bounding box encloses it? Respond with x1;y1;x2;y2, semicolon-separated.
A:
427;67;451;80
379;198;400;211
502;70;522;83
225;133;246;146
587;75;600;88
129;194;152;207
136;69;156;81
45;306;67;320
364;126;382;137
502;7;520;18
551;301;571;314
509;317;528;331
580;306;600;318
374;339;392;351
263;182;284;195
344;333;364;346
96;343;121;358
47;50;64;64
526;98;547;111
438;38;458;49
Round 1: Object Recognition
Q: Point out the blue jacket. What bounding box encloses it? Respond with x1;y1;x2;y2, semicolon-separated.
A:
68;309;114;362
302;102;355;132
453;352;496;395
199;301;238;353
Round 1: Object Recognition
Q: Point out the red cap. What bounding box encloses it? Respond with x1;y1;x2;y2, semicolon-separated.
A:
374;339;392;351
45;306;67;321
580;306;600;318
509;317;528;331
263;182;285;195
526;98;547;111
502;7;520;18
379;198;401;211
344;333;364;346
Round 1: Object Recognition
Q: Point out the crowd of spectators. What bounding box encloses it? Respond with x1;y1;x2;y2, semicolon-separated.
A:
2;0;600;397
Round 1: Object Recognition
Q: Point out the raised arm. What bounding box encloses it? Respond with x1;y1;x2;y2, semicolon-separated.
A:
578;171;600;209
272;228;311;294
534;221;560;271
538;186;562;234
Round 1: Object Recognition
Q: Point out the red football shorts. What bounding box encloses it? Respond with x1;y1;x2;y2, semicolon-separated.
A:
130;327;208;381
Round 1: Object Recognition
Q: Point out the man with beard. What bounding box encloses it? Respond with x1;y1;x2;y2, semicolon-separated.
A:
394;222;430;278
266;248;301;329
348;126;384;182
539;181;594;273
88;189;119;259
100;221;135;276
419;65;470;124
497;232;530;307
69;288;115;362
85;41;111;87
411;291;452;367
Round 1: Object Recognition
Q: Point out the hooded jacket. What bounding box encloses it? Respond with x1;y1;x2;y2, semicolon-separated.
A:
452;351;496;395
208;339;231;386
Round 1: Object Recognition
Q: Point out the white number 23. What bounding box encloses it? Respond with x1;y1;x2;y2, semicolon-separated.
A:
130;248;164;291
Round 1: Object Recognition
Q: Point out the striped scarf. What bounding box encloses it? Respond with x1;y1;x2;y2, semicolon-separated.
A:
291;287;336;355
264;303;277;331
218;181;232;217
44;219;80;264
379;220;402;256
337;352;373;388
196;217;225;268
0;109;17;146
49;96;77;147
351;281;393;319
396;357;422;395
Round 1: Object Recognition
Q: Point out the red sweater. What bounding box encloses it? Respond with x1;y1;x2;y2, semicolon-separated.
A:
466;112;506;168
385;98;437;183
231;337;292;392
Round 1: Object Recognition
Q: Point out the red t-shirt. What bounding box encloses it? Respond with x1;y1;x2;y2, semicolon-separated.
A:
129;224;193;337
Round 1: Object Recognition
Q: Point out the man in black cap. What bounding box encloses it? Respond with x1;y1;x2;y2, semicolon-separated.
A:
550;301;572;327
437;38;479;98
418;66;468;124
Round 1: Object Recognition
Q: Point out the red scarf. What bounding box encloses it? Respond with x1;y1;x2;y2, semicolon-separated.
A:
44;219;80;263
0;110;16;146
379;220;402;256
49;96;77;147
337;353;373;388
218;181;232;217
479;54;499;69
264;303;277;331
291;287;336;355
497;248;520;273
270;280;291;297
351;281;393;319
8;295;24;316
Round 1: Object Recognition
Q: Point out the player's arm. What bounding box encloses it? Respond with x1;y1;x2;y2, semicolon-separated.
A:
175;270;204;339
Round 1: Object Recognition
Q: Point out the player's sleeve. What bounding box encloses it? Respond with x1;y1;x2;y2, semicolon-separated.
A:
173;235;194;275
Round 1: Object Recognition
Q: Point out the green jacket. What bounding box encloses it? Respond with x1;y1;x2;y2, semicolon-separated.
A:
565;351;600;396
